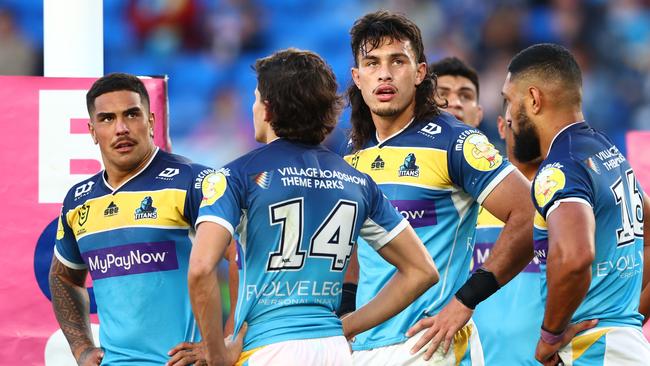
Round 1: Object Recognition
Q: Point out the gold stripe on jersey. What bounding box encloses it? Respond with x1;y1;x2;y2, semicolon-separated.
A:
534;211;548;230
235;346;265;366
65;189;189;239
571;328;611;361
345;146;452;189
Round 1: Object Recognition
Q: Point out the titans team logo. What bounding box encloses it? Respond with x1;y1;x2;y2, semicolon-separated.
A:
534;166;566;207
398;153;420;177
134;196;158;220
463;133;502;171
201;172;228;207
253;171;272;189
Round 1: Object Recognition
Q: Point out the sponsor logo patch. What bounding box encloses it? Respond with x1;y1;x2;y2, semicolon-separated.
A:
534;165;566;207
83;241;178;279
391;200;436;228
371;155;385;170
74;181;94;200
157;167;180;180
398;153;420;177
201;171;228;207
104;201;119;217
463;133;502;171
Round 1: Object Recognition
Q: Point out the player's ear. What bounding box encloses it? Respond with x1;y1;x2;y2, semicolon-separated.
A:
414;62;427;86
351;67;361;89
148;112;155;138
475;105;484;127
496;115;506;140
529;86;542;115
263;100;273;123
88;120;98;144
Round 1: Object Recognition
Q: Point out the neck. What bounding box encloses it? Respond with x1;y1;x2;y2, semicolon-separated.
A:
264;129;279;144
373;103;415;142
513;160;541;181
538;109;584;158
105;146;156;188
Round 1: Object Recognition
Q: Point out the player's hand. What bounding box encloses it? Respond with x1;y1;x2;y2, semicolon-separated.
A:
405;297;472;360
167;341;207;366
77;346;104;366
535;319;598;366
223;322;248;366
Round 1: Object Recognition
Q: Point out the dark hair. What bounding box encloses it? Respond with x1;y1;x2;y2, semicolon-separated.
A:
347;10;441;152
86;72;150;115
507;43;582;104
429;56;480;97
255;48;341;145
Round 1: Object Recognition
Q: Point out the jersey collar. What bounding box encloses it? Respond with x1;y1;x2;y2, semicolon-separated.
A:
102;147;160;193
547;121;585;157
376;117;415;147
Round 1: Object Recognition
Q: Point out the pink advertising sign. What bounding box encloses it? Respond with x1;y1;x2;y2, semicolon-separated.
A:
0;76;170;365
626;131;650;341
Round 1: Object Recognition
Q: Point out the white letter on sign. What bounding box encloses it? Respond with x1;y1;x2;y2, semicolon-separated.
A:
39;90;102;204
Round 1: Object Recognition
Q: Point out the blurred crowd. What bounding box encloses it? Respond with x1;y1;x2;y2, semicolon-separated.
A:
1;0;649;163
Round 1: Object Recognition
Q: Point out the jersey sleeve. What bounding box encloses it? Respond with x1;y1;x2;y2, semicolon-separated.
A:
54;204;86;269
359;174;409;251
184;165;215;227
532;159;594;219
448;129;515;204
196;165;246;235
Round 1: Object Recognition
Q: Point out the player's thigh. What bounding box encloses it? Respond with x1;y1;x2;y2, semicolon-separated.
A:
238;336;352;366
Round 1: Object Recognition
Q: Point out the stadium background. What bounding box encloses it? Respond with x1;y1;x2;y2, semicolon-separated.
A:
0;0;649;364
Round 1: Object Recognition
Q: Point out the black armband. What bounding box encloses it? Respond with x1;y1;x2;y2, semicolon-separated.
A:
336;283;358;317
455;268;500;310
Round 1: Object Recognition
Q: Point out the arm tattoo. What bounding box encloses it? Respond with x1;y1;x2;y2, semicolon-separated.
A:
48;257;96;359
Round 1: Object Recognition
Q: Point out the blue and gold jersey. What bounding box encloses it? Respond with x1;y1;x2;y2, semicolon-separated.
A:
54;149;212;365
532;122;644;328
344;113;515;350
473;207;542;365
197;138;407;351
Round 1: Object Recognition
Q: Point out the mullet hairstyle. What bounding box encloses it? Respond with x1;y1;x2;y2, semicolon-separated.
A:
255;48;342;145
86;72;151;115
347;10;442;152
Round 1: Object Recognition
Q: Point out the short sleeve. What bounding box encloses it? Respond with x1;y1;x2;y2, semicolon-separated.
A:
448;130;515;204
54;205;86;269
532;160;594;219
196;166;246;235
184;165;215;227
359;174;408;250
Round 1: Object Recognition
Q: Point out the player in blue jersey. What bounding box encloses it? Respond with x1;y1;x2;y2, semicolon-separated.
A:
48;73;226;366
500;43;650;365
429;56;544;365
188;48;439;366
343;11;535;365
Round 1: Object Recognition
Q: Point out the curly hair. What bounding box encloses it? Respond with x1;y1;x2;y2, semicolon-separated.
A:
255;48;343;145
347;10;442;151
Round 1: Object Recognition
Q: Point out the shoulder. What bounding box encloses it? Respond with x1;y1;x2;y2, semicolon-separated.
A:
63;172;104;207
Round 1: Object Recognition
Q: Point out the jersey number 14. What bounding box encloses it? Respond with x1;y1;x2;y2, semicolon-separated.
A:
266;198;357;272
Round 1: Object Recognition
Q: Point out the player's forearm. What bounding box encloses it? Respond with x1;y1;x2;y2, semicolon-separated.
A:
188;268;227;365
342;265;437;339
48;260;95;360
543;253;592;332
483;208;534;285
